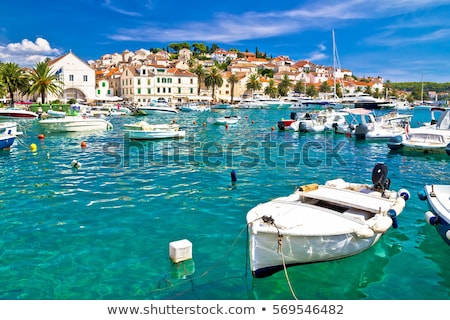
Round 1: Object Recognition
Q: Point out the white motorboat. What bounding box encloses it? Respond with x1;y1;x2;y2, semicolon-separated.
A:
418;184;450;245
45;109;66;118
387;108;450;153
340;108;411;140
90;103;131;116
138;98;178;114
0;107;38;119
341;93;391;110
124;121;185;140
288;108;348;133
180;102;211;112
38;116;113;132
0;122;18;150
246;163;410;278
215;115;241;125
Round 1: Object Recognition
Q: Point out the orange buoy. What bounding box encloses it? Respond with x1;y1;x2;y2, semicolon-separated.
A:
203;122;207;126
81;141;87;148
193;120;197;125
251;120;254;124
271;126;275;131
38;134;45;140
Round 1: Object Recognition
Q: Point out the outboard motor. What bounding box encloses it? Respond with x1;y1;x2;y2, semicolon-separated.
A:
372;163;390;192
290;112;297;120
354;124;368;140
299;122;308;132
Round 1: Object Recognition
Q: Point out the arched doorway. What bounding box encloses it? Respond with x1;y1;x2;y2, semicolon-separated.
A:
64;88;87;102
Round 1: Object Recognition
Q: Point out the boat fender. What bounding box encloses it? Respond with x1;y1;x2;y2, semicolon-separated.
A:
299;183;319;192
418;189;428;201
325;178;349;189
424;211;439;226
387;197;406;220
446;142;450;156
355;227;375;239
71;160;82;169
398;188;410;201
446;230;450;242
372;216;393;233
388;210;398;228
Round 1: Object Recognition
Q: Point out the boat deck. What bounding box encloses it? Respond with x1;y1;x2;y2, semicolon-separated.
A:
298;186;396;214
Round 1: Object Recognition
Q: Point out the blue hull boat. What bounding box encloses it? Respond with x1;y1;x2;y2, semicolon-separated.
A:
0;122;17;150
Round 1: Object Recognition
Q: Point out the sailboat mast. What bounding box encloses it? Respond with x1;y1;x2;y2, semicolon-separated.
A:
333;30;336;99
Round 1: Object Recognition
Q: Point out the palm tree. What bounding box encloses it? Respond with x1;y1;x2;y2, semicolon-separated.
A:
277;75;293;97
204;67;223;101
227;73;239;104
0;62;29;107
264;79;278;98
28;61;63;104
190;64;206;96
246;74;262;98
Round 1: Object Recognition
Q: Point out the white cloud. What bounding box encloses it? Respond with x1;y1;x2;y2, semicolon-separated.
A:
102;0;142;17
0;37;61;66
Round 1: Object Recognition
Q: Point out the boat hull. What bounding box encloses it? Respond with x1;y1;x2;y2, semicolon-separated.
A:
215;117;240;124
0;109;38;119
39;117;113;132
126;130;186;140
421;185;450;245
388;134;449;153
0;136;15;149
0;122;18;149
248;230;380;278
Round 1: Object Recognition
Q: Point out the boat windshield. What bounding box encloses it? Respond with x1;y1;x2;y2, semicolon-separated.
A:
436;110;450;130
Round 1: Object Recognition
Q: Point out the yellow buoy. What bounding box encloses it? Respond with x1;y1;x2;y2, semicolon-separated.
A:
30;143;37;152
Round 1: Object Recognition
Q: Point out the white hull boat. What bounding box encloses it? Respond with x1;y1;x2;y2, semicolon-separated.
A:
215;116;241;125
388;108;450;153
419;184;450;245
39;116;113;132
339;108;411;140
46;109;66;118
0;107;38;119
288;109;348;133
138;99;178;114
124;121;185;140
246;163;410;278
180;103;211;112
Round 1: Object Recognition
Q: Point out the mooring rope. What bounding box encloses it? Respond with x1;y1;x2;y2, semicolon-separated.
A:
260;215;299;300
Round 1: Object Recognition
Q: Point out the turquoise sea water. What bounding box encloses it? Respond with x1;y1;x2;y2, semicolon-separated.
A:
0;107;448;300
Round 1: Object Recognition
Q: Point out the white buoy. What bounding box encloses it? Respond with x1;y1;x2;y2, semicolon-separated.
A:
71;159;82;169
169;239;192;263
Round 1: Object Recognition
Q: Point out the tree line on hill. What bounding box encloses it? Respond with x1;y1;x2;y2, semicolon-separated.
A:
387;81;450;102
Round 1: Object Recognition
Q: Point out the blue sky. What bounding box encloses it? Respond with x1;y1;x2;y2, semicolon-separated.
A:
1;0;450;82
